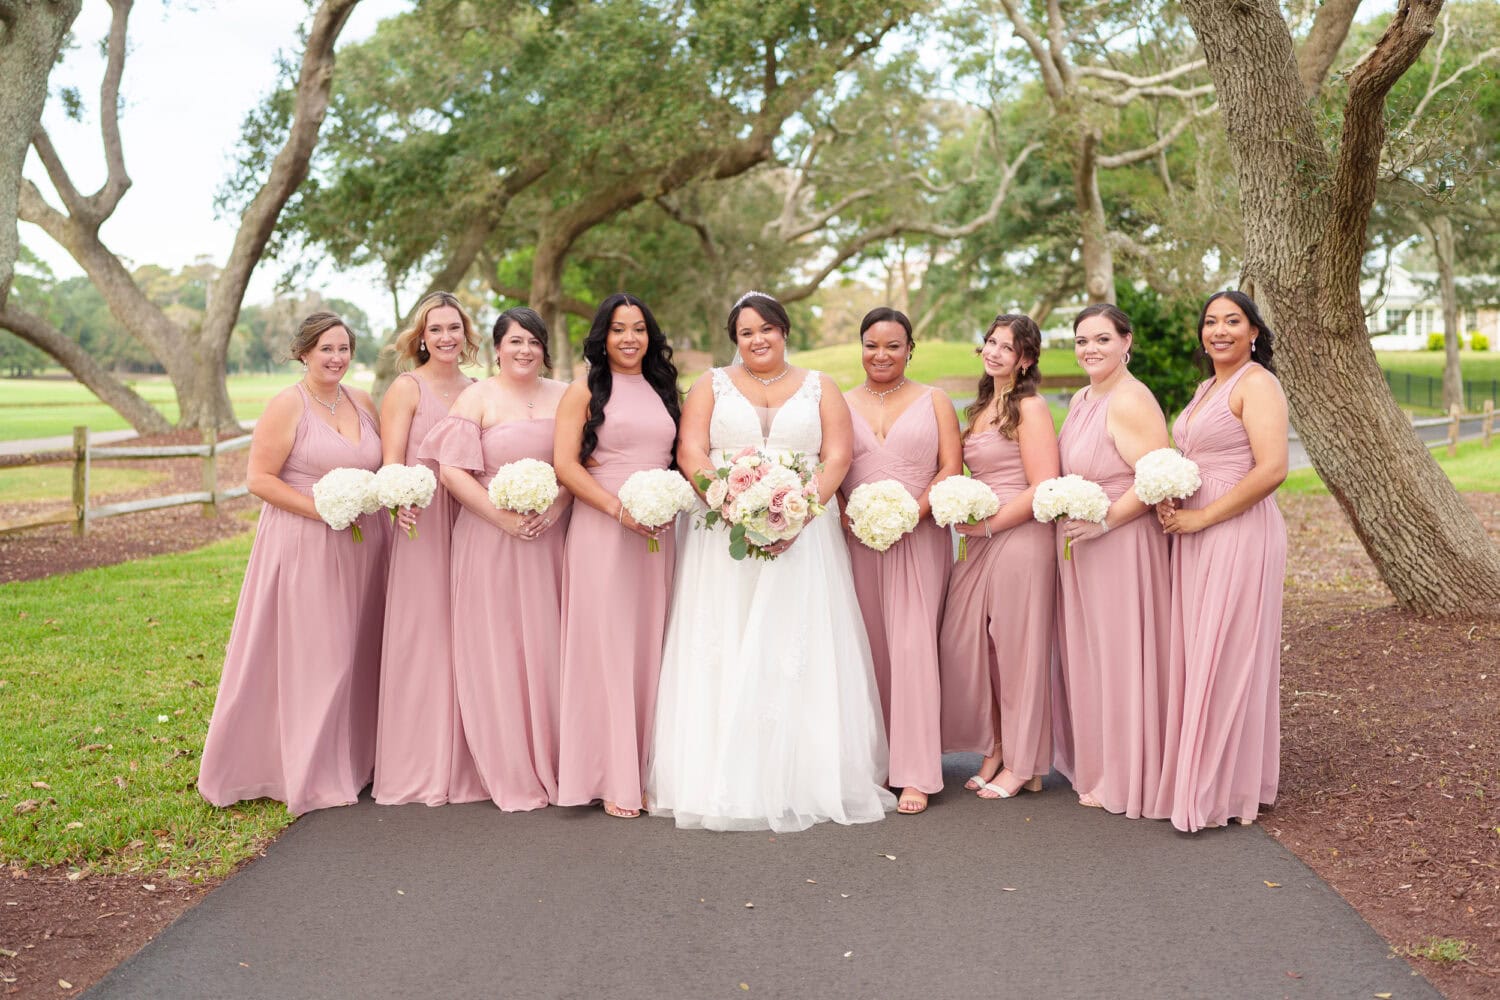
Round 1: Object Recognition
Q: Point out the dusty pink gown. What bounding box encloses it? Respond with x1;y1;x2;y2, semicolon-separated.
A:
556;373;678;809
199;386;390;815
373;372;485;806
1051;385;1171;817
423;414;568;811
1155;363;1286;831
937;430;1057;780
845;392;949;795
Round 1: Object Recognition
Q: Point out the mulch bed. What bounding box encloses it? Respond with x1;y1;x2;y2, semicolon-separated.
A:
0;471;1497;997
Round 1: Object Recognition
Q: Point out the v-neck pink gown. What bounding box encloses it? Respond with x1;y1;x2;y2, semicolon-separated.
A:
937;429;1057;781
373;372;485;806
1155;363;1286;831
845;391;949;795
199;385;390;815
556;373;678;810
424;413;568;811
1051;385;1171;818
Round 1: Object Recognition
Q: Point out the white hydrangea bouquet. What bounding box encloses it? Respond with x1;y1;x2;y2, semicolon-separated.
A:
929;474;1000;561
845;479;919;552
1032;474;1110;560
694;447;825;561
312;466;380;543
1132;447;1202;506
488;457;560;518
617;468;698;553
372;463;438;540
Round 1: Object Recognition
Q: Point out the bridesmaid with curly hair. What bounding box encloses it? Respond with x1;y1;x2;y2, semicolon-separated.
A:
938;314;1059;801
1155;290;1288;831
554;293;681;819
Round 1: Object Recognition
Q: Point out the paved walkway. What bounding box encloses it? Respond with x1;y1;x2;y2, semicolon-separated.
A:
85;757;1436;999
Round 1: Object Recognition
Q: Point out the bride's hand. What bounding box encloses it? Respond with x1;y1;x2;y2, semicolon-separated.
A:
764;534;799;556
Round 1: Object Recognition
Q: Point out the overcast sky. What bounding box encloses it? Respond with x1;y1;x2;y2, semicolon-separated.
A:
22;0;412;331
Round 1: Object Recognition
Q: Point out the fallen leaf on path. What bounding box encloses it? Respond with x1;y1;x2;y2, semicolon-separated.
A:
58;981;72;990
1285;971;1302;979
805;879;817;884
396;890;405;896
843;951;853;958
1374;994;1392;999
1001;887;1018;892
879;853;896;861
142;884;155;891
739;984;749;991
744;902;754;908
239;963;249;968
65;869;87;882
1263;881;1281;888
840;893;850;898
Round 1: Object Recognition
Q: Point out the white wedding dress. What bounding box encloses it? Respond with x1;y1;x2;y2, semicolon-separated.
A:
647;368;896;831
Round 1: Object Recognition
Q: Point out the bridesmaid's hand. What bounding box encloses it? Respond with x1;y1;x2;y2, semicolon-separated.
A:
492;508;533;540
616;504;661;540
954;518;992;538
520;498;567;538
1155;498;1181;528
1161;507;1210;535
396;505;419;532
1060;517;1108;546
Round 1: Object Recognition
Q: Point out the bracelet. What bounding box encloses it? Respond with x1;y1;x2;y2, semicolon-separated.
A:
984;520;992;538
1099;518;1110;534
616;502;625;524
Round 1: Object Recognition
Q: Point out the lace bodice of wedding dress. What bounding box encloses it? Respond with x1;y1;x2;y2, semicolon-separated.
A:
709;367;822;459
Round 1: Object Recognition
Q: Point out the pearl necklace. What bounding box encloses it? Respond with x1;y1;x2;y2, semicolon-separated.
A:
862;378;906;403
745;364;791;386
307;383;341;415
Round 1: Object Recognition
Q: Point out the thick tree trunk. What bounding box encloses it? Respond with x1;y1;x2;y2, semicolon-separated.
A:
1183;0;1500;615
0;0;82;310
530;237;574;381
1076;131;1116;305
1426;214;1464;412
0;303;171;434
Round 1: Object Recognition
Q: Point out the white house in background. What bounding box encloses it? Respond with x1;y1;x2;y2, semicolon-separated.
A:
1365;264;1500;350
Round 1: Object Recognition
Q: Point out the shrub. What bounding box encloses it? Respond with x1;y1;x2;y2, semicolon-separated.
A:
1427;332;1446;351
1472;332;1490;351
1115;281;1203;418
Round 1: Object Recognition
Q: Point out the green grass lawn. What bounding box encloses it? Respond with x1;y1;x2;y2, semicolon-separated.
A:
0;465;169;506
790;341;1082;389
0;371;371;443
1280;438;1498;495
0;532;292;878
1374;350;1500;381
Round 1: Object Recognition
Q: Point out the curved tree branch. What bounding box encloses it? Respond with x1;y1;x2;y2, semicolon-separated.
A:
90;0;133;220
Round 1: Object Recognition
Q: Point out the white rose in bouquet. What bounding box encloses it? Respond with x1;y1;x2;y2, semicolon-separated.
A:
1132;448;1202;506
617;469;698;552
845;479;920;552
1032;474;1109;560
488;458;560;516
312;467;379;542
929;475;1001;561
372;463;438;539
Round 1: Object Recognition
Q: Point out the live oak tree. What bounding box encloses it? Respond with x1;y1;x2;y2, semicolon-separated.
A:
1182;0;1500;614
2;0;362;432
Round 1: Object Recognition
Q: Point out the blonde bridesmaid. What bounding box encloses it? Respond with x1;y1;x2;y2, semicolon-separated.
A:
555;294;681;819
938;314;1059;800
199;312;389;815
842;307;962;814
423;307;572;810
1052;303;1172;817
373;291;486;806
1155;291;1288;831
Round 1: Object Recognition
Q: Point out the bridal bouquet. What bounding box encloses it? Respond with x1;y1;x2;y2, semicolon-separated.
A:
929;475;1000;561
488;458;559;515
372;463;438;540
617;469;697;553
312;467;380;543
845;479;919;552
694;448;825;560
1032;474;1110;560
1132;448;1202;506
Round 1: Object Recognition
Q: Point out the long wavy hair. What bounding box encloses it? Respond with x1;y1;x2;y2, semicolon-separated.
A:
578;293;681;465
965;313;1043;441
1197;290;1276;374
390;291;482;370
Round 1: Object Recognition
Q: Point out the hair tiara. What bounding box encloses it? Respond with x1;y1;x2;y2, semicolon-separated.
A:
732;290;776;309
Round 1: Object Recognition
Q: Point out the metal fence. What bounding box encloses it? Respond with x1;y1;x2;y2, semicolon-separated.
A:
1383;370;1500;412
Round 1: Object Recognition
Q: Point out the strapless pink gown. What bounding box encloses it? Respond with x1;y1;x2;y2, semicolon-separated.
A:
373;372;485;806
845;392;949;795
937;430;1057;780
1155;363;1286;831
424;414;569;811
199;385;390;815
1052;386;1171;817
556;374;678;809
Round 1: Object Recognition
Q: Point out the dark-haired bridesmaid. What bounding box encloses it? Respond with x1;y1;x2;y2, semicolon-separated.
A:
1155;291;1288;831
424;307;572;810
554;293;681;819
199;312;389;815
1051;303;1172;818
937;314;1059;800
373;291;486;806
842;307;962;814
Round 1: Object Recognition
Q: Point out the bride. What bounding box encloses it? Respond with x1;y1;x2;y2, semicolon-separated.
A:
647;292;897;831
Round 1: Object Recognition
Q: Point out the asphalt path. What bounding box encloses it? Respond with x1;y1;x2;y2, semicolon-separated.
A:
86;756;1437;1000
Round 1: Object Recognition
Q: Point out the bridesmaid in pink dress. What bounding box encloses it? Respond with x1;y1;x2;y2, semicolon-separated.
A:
1052;303;1173;818
423;307;573;810
1156;291;1288;831
199;312;390;815
842;308;962;814
373;292;485;806
554;293;681;819
938;314;1060;800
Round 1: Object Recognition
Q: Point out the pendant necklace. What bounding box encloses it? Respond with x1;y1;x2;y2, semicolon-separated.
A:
863;378;906;404
746;365;791;386
307;383;341;415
